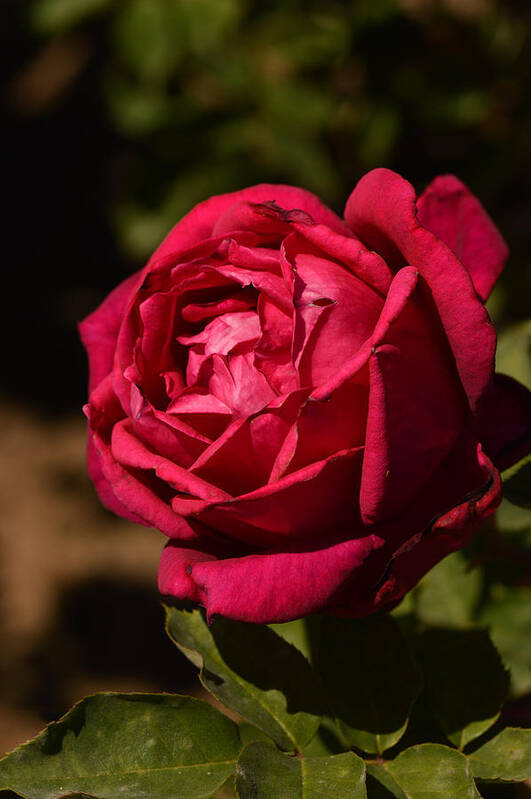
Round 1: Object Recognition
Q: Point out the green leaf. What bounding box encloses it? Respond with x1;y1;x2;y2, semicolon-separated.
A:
468;727;531;782
480;587;531;697
503;457;531;509
0;693;241;799
235;742;366;799
318;614;422;755
495;320;531;391
415;551;482;628
385;744;481;798
268;616;319;664
237;723;270;747
417;628;509;749
165;605;323;751
366;764;407;799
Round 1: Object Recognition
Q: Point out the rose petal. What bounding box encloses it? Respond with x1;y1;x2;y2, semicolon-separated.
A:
153;184;350;263
345;168;496;411
270;381;368;480
111;419;232;502
190;390;307;495
356;448;502;615
310;265;419;402
292;253;383;387
360;267;466;523
79;271;142;392
177;311;260;356
185;447;364;548
196;352;277;417
254;295;298;395
159;532;381;623
417;174;508;302
290;222;393;295
87;433;148;526
87;384;200;539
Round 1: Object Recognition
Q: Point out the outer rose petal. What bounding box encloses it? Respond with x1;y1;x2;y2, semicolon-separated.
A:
152;184;350;263
87;434;148;527
79;271;143;392
353;448;502;616
158;534;381;623
360;268;465;523
417;175;508;302
345;168;496;411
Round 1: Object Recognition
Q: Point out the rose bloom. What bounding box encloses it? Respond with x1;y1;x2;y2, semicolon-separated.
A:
81;168;530;623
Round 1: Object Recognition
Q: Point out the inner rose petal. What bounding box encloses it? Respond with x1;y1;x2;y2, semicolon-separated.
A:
292;253;383;387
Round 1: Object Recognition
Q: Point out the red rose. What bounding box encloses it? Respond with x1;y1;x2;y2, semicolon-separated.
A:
81;168;530;623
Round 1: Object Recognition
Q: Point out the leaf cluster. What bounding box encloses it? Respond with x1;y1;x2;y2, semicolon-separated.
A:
1;594;529;798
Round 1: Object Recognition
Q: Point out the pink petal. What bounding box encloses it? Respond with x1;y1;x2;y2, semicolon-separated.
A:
158;533;380;623
254;295;298;395
177;311;260;356
196;352;277;417
417;175;508;302
310;265;418;402
291;253;383;387
182;288;257;322
190;390;307;495
158;545;219;604
345;168;496;411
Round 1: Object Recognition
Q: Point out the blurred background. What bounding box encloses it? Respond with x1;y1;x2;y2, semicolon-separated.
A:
1;0;530;780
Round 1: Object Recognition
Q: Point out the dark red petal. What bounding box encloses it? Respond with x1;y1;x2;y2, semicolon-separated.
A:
186;447;364;549
359;448;502;615
345;168;496;411
417;174;508;302
360;268;466;523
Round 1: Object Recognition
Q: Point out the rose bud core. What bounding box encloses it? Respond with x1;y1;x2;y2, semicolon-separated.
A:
80;168;531;623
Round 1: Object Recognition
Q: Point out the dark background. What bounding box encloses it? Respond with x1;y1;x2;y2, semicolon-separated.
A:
1;0;530;783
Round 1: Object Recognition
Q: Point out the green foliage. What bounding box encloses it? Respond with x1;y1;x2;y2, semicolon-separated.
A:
468;727;531;783
0;693;241;799
30;0;113;34
165;604;323;751
503;458;531;509
318;614;422;755
2;607;531;797
480;587;531;698
414;550;482;629
384;744;482;798
235;742;366;799
416;629;509;749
